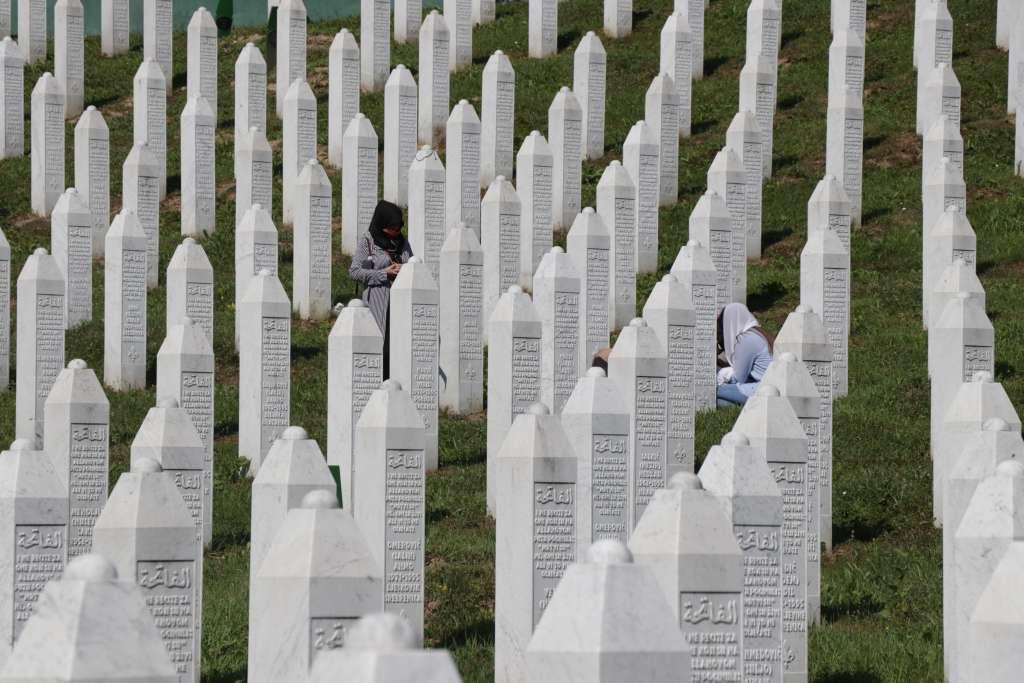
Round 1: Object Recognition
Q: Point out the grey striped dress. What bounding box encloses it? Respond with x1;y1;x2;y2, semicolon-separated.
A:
348;230;414;332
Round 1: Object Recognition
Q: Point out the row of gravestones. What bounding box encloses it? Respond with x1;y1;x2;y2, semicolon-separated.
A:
914;3;1024;682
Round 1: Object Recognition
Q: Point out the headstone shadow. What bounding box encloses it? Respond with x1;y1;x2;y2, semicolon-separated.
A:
691;118;718;135
557;30;582;52
703;55;729;78
746;279;787;312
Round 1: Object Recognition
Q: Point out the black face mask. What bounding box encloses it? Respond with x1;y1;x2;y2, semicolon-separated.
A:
367;200;405;260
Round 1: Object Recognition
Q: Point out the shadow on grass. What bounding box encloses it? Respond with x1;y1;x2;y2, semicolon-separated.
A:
747;280;788;312
692;118;718;135
822;595;886;622
778;94;803;111
861;206;891;226
633;8;653;25
864;135;886;151
704;55;729;78
211;528;251;552
995;360;1017;381
762;225;794;252
557;30;582;52
440;617;495;649
832;517;891;545
204;669;247;683
817;672;884;683
781;30;804;49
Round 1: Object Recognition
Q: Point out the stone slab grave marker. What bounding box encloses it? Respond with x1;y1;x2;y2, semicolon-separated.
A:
50;188;92;329
353;380;427;642
43;359;107;560
517;131;554;289
481;176;522;341
646;73;679;207
566;208;610;374
446;99;481;239
776;306;835;554
916;0;953;134
726;110;764;260
669;239;718;412
924;206;975;329
100;0;129;56
145;0;174;93
643;274;695;477
699;432;785;683
833;0;866;42
122;142;161;288
239;270;291;472
235;205;279;348
15;248;64;442
997;0;1020;48
250;426;335;611
481;50;515;184
684;0;704;80
828;29;865;101
103;211;147;391
439;224;484;414
952;460;1024;683
529;0;557;58
549;88;583;230
945;418;1024;678
825;85;864;228
603;0;631;38
967;541;1024;683
383;65;418;208
629;473;745;683
608;318;667;529
133;59;166;200
762;352;823;624
293;159;333;320
130;399;207;551
801;227;850;398
747;0;781;73
623;120;659;275
473;0;495;24
0;438;68;664
660;13;693;140
390;256;440;471
924;62;962;153
328;300;383;507
563;369;630;550
0;229;8;390
936;372;1021;528
157;318;215;547
408;146;446;280
276;0;307;116
733;385;810;682
249;490;383;683
574;33;606;162
186;8;218;117
534;247;581;414
1010;10;1024;115
444;0;471;71
526;540;688;682
807;174;852;253
929;259;985;380
73;106;109;255
180;96;217;237
342;114;379;256
419;14;449;150
309;613;463;682
923;157;967;307
495;404;577;683
18;0;45;64
0;37;23;160
487;286;541;515
54;0;84;119
688;189;733;312
707;147;748;301
0;553;179;681
362;0;390;89
282;78;317;226
596;161;635;330
92;457;201;682
0;2;6;39
931;293;995;465
236;127;273;227
923;114;963;201
328;29;359;167
395;0;421;44
30;72;65;218
739;56;776;179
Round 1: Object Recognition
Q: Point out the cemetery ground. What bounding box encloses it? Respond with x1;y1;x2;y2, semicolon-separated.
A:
0;0;1021;680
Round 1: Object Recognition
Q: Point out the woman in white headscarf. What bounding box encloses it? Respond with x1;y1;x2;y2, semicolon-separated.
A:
716;302;773;406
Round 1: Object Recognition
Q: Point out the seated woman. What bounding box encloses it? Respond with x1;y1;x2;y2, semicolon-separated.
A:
716;303;773;407
348;200;413;379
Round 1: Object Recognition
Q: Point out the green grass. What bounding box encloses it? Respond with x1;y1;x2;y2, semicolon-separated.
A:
0;0;1020;680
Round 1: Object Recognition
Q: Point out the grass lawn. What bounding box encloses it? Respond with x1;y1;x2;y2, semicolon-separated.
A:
0;0;1020;680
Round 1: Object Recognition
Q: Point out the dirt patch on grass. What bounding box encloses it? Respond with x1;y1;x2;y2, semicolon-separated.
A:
985;259;1024;278
865;131;920;170
8;213;51;234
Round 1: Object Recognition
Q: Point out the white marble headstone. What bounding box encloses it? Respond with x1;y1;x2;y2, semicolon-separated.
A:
916;0;953;134
341;114;380;256
645;74;679;207
529;0;557;58
73;106;109;255
707;147;748;300
439;224;484;414
661;13;692;140
534;247;581;414
688;189;733;311
362;0;391;89
516;131;553;289
30;72;65;217
444;0;471;70
684;0;704;80
103;211;147;391
574;33;606;162
144;0;174;92
18;0;45;63
15;249;64;441
235;205;279;347
480;50;515;186
180;96;217;237
276;0;307;116
293;159;333;320
0;37;23;160
328;29;360;167
669;239;717;412
418;14;450;149
395;0;421;44
100;0;129;56
800;227;850;397
929;259;985;380
0;230;7;391
447;99;481;238
186;8;218;117
408;146;447;280
807;174;852;251
121;142;160;288
967;540;1024;683
738;56;776;179
603;0;631;38
726;110;764;260
282;78;317;225
549;88;583;230
50;188;92;329
54;0;83;118
924;206;975;329
566;208;610;375
481;176;522;337
825;85;864;228
133;59;166;200
623;121;659;275
167;238;215;344
383;65;418;208
236;127;273;227
596;161;635;330
828;29;865;100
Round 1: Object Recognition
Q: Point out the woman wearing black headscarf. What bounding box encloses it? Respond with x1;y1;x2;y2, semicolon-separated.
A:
349;200;413;378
